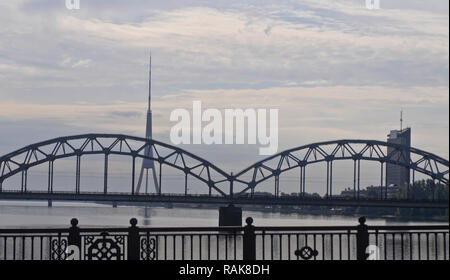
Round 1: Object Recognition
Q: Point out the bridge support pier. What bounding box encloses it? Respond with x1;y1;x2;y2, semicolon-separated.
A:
218;204;242;227
48;200;52;207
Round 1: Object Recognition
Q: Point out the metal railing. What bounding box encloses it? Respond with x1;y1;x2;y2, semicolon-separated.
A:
0;217;448;260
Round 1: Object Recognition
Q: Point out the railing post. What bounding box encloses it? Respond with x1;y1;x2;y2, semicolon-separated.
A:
356;216;369;260
243;217;256;260
68;218;81;247
128;218;140;260
68;218;81;259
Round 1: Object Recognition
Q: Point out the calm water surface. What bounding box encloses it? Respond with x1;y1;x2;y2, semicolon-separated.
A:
0;200;445;228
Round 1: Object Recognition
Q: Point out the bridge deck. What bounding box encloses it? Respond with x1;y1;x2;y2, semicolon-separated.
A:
0;191;447;209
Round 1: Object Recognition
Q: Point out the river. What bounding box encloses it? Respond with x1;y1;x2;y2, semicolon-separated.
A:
0;200;444;228
0;201;448;260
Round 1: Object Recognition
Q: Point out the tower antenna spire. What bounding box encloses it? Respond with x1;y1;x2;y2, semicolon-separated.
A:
136;51;160;194
400;109;403;131
148;52;151;110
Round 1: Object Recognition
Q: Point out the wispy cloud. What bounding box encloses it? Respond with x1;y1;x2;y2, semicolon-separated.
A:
0;0;448;168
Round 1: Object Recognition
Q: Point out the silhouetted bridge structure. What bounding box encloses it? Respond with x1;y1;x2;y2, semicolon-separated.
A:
0;134;448;210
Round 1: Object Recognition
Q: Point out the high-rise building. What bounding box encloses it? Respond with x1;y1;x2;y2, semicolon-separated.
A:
386;127;411;187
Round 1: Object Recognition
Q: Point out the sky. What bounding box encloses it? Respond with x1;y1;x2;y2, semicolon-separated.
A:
0;0;448;195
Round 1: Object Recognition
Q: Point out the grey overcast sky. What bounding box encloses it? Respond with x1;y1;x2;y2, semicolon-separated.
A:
0;0;448;177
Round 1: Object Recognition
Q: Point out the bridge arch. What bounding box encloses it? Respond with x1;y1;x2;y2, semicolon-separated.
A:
0;136;448;199
0;134;230;196
233;140;449;197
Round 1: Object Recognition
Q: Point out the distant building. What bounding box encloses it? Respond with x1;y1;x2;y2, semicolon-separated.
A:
339;185;400;199
386;127;411;188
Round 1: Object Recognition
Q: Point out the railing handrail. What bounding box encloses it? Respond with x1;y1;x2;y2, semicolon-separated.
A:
0;226;245;234
367;225;450;231
254;225;449;231
1;224;448;235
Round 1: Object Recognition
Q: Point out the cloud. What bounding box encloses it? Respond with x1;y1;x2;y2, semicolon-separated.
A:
71;59;92;68
107;110;142;118
264;25;272;36
59;57;92;68
0;84;447;157
0;0;447;192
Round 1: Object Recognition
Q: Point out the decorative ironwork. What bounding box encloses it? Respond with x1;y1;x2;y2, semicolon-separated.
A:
115;235;125;245
295;246;319;260
140;236;157;260
50;238;68;260
84;235;95;245
85;232;124;260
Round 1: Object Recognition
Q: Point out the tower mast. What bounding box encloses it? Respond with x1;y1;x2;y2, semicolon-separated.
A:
136;53;160;194
400;110;403;131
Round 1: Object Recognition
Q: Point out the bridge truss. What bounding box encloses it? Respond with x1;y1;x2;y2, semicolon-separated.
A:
233;140;449;199
0;134;230;196
0;135;448;203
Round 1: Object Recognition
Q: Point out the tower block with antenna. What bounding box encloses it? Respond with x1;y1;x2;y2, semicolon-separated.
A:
136;54;160;194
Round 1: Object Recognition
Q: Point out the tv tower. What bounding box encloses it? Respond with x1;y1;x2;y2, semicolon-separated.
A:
136;54;160;194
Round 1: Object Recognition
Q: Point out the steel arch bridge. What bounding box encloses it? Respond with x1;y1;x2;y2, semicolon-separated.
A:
233;139;449;198
0;134;230;196
0;134;448;208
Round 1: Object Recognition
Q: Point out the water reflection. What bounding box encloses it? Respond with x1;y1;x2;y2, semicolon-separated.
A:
0;202;446;228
